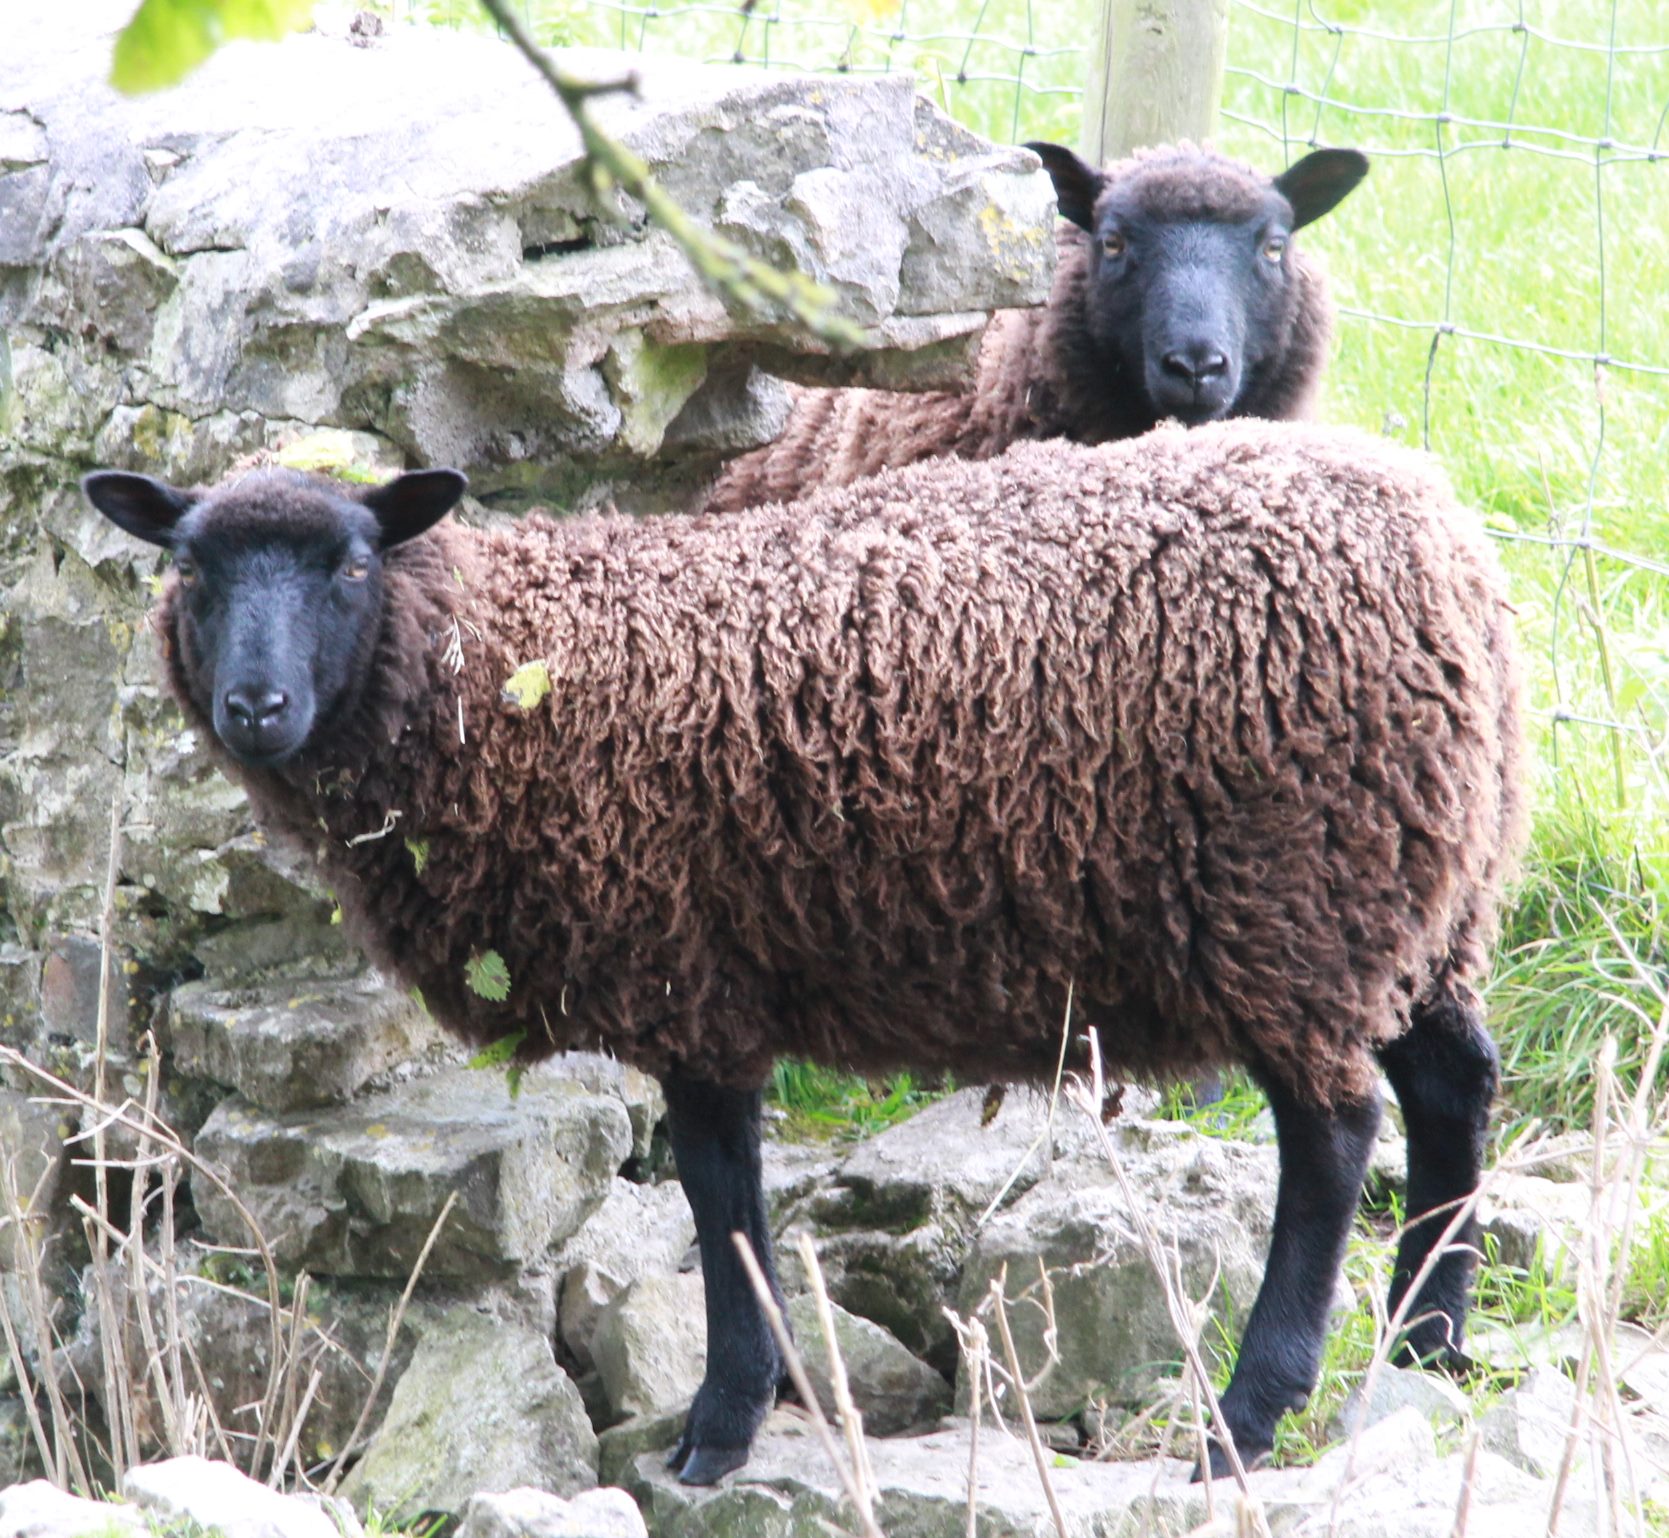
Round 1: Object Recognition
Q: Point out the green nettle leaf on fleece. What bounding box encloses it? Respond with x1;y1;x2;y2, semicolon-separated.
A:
111;0;315;94
465;948;514;1003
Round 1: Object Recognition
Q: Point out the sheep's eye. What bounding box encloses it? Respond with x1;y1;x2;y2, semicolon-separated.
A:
1101;231;1127;258
175;558;198;586
342;558;370;583
1262;235;1288;263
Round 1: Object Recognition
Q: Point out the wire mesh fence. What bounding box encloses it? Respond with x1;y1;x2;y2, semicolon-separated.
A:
405;0;1085;141
1209;1;1669;1119
392;0;1669;1116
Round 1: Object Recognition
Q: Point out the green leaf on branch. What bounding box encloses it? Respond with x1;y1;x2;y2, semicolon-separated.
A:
112;0;314;95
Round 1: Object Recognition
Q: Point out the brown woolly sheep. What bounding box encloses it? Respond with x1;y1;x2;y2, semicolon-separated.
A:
700;141;1367;513
84;419;1523;1486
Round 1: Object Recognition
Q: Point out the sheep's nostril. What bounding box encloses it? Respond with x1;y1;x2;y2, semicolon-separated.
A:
225;687;289;727
1162;348;1231;385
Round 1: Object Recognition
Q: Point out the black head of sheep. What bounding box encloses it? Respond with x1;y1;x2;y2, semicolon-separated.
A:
1025;140;1368;426
83;467;466;767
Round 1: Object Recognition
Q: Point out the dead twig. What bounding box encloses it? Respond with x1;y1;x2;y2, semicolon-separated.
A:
732;1233;885;1538
322;1189;461;1495
0;1047;288;1479
797;1232;877;1506
987;1268;1069;1538
1067;1033;1264;1501
0;1151;90;1491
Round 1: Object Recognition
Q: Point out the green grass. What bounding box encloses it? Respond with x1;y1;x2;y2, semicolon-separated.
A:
1619;1190;1669;1331
767;1059;949;1139
379;0;1669;1138
1155;1068;1272;1140
1213;1;1669;1133
1489;799;1667;1131
1473;1229;1581;1331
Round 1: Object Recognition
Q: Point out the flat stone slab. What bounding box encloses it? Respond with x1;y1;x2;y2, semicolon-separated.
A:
623;1407;1598;1538
530;1054;665;1166
461;1485;647;1538
193;1066;631;1276
785;1293;949;1436
0;1482;148;1538
955;1124;1279;1417
778;1086;1152;1368
555;1178;697;1372
593;1272;708;1423
165;969;441;1111
123;1456;357;1538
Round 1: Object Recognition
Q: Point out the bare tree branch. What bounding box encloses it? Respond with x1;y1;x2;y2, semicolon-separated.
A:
477;0;873;353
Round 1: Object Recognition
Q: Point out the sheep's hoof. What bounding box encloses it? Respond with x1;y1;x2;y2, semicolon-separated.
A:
667;1438;749;1485
1190;1437;1272;1483
1391;1322;1472;1375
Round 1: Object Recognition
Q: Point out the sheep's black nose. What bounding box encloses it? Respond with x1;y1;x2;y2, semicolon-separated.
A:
224;686;290;728
1161;346;1230;385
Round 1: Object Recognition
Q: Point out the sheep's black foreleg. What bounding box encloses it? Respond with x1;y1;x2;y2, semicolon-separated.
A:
1377;983;1498;1367
1204;1076;1381;1479
663;1069;786;1485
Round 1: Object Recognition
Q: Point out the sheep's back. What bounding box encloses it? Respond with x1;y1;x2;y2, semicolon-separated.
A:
699;305;1051;513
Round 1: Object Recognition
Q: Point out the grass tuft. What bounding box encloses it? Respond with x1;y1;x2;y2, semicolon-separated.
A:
1491;800;1667;1131
767;1060;950;1140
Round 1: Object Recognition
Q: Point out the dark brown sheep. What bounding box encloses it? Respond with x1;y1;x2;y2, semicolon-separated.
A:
85;419;1523;1485
699;141;1368;514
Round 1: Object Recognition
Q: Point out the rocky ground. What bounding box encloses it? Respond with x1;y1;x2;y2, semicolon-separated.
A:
5;1043;1668;1536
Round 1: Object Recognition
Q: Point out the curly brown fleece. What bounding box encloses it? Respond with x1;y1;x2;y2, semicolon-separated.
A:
159;421;1522;1108
700;144;1334;514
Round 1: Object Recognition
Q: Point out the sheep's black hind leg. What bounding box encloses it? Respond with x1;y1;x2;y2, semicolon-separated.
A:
1204;1075;1381;1479
663;1069;786;1486
1377;983;1498;1367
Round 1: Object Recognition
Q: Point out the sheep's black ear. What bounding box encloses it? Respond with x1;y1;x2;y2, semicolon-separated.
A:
81;471;196;549
1274;149;1369;230
361;469;468;549
1023;141;1105;232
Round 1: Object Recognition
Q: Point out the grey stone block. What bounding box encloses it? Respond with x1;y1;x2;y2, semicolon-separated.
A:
342;1310;598;1518
164;970;442;1112
193;1067;631;1277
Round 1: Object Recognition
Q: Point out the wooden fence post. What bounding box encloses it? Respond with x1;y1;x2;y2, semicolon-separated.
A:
1080;0;1231;164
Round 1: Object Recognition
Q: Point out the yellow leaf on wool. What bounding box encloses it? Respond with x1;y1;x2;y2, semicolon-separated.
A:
502;660;552;711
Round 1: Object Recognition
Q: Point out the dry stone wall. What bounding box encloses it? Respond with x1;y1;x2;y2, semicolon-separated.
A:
0;0;1054;1000
0;0;1055;1492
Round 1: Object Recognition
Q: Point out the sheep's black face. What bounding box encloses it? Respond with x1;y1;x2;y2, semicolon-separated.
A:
172;509;388;766
82;467;467;770
1027;142;1368;427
